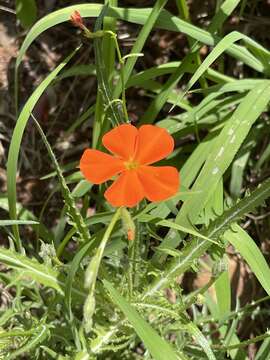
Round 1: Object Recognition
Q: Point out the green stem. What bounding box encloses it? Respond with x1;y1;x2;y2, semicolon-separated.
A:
109;32;129;122
83;207;122;331
92;207;122;271
127;222;141;299
127;240;134;299
0;328;36;339
56;227;75;258
212;332;270;351
176;0;208;90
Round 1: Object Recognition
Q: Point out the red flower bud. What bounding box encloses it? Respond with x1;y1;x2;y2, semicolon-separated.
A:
127;229;135;241
70;11;84;29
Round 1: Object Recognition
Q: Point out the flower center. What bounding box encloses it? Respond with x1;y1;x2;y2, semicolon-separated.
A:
124;159;139;170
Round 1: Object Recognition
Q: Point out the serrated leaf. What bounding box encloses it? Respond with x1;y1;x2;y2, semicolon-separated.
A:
144;176;270;298
103;280;183;360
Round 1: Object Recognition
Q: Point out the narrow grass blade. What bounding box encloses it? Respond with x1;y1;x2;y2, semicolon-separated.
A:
185;322;216;360
113;0;168;98
92;0;118;148
141;0;241;122
32;117;91;244
8;324;49;359
138;216;219;245
171;31;254;110
224;225;270;296
255;337;270;360
93;4;123;129
103;280;182;360
144;176;270;297
214;256;231;316
0;247;63;294
155;81;270;260
8;48;79;249
0;220;38;226
16;5;266;78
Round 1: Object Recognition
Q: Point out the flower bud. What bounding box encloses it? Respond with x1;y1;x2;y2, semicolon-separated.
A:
70;10;84;29
127;229;135;241
121;207;135;241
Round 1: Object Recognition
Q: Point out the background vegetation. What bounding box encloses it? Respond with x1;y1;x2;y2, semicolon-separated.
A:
0;0;270;359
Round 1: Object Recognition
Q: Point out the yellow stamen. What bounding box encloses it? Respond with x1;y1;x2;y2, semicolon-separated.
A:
124;159;139;170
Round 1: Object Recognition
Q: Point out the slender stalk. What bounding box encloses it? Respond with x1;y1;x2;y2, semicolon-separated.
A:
176;0;208;90
127;240;134;299
99;30;130;123
92;0;118;148
212;332;270;351
83;207;122;331
112;34;129;122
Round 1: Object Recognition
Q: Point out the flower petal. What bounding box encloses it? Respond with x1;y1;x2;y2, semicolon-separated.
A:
80;149;124;184
137;165;180;202
135;125;174;165
104;171;144;207
102;124;138;160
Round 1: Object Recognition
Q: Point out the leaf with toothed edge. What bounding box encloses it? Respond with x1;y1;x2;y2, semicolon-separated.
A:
143;176;270;298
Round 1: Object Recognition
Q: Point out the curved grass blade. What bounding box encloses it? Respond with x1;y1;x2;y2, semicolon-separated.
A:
32;117;91;245
171;31;261;111
0;247;86;298
144;176;270;298
113;0;168;98
8;324;49;359
138;216;219;245
127;61;233;89
185;322;216;360
8;48;79;250
154;80;270;261
224;225;270;296
16;4;266;78
0;220;38;226
0;247;63;294
141;0;241;123
103;280;184;360
93;4;123;128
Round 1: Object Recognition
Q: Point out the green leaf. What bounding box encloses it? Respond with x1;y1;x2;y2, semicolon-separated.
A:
0;220;38;226
7;48;79;250
103;280;183;360
65;241;93;322
32;118;91;245
255;337;270;360
155;80;270;261
0;247;85;299
140;0;241;123
144;176;270;298
171;31;262;110
113;0;168;97
224;225;270;296
214;256;231;316
8;324;49;359
16;0;37;28
185;322;216;360
138;216;219;245
93;4;123;128
16;4;267;76
0;247;63;295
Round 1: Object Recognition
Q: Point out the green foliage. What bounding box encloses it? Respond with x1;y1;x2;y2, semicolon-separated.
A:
15;0;37;29
2;1;270;359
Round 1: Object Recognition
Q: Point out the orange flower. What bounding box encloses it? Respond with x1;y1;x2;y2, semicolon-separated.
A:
80;124;180;207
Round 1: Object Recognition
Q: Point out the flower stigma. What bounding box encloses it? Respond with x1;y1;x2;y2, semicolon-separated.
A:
124;159;139;170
